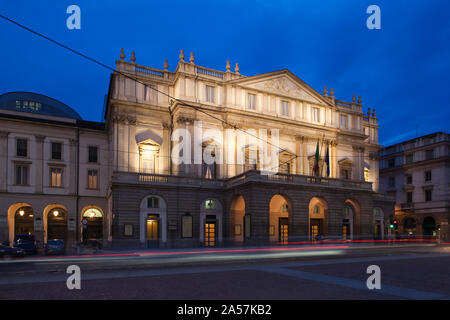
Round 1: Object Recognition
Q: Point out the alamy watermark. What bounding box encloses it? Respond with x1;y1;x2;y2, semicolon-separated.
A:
366;265;381;290
66;265;81;290
66;5;81;30
170;121;280;175
366;5;381;30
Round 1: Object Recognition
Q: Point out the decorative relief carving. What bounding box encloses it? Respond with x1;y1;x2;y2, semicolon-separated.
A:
176;116;195;124
246;77;320;104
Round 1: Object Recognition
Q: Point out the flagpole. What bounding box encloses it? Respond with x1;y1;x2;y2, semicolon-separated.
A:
319;134;325;177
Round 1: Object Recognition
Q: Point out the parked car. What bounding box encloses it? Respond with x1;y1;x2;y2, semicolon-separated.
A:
0;244;25;258
45;239;65;255
13;235;38;254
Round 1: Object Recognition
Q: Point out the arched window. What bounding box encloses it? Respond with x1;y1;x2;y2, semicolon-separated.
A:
147;197;160;209
83;208;103;218
205;199;216;210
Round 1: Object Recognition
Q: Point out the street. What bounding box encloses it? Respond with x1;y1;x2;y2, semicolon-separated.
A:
0;243;449;300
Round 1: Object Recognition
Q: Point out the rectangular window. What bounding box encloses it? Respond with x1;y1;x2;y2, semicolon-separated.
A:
248;93;256;110
205;85;215;103
425;149;434;160
281;101;289;116
88;146;98;163
182;215;193;238
312;107;320;122
388;176;396;188
340;114;348;129
406;191;413;204
88;169;98;189
16;139;27;157
425;189;432;202
388;158;395;168
425;170;432;181
405;153;414;164
144;85;157;102
15;165;28;185
51;142;62;160
50;167;63;187
406;174;413;185
124;224;133;236
147;197;159;209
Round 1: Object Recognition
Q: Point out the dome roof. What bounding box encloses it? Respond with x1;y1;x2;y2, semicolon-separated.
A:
0;92;82;120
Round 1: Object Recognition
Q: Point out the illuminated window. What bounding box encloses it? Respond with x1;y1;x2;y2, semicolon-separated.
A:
83;208;102;218
144;85;157;103
281;101;289;116
340;114;348;129
205;199;216;210
343;207;349;216
248;93;256;110
374;208;380;217
50;167;63;187
205;85;215;103
88;169;98;189
312;107;320;122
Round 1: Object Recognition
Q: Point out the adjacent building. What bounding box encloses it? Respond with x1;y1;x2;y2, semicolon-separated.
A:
0;50;394;249
0;92;109;247
379;132;450;241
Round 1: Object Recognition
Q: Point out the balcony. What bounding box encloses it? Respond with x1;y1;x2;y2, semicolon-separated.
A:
113;170;373;191
401;202;414;211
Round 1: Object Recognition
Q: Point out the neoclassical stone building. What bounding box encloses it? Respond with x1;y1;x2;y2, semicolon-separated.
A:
105;49;394;248
0;51;394;249
379;132;449;241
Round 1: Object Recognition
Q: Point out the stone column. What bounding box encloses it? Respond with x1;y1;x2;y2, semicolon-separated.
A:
302;137;309;175
332;141;338;178
0;131;8;192
360;147;365;181
295;135;302;175
128;117;138;173
162;122;171;175
35;135;45;194
69;138;77;195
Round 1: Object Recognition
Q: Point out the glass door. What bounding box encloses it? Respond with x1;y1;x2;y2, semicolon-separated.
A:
205;222;216;247
279;218;288;244
311;219;322;240
146;217;159;248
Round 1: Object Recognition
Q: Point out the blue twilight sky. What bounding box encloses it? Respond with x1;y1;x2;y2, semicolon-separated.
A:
0;0;449;146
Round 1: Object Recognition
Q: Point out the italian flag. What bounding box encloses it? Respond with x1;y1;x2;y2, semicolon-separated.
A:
313;140;320;176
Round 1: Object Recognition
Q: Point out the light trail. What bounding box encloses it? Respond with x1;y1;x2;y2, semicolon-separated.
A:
0;245;349;263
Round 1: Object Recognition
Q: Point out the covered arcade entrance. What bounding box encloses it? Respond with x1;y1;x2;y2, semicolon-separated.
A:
82;207;103;241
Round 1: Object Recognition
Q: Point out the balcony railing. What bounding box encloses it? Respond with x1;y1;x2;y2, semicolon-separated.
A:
113;170;373;191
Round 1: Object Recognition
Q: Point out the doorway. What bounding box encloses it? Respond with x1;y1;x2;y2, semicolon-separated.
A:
146;214;160;248
311;219;323;240
205;215;216;247
279;217;288;244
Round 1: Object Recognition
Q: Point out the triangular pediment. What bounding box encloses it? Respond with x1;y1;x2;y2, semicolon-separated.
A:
232;71;329;105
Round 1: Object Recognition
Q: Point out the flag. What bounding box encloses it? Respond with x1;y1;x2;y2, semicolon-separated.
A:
313;140;320;176
325;146;330;177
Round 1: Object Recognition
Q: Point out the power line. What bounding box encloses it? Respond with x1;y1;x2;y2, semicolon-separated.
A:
0;13;345;173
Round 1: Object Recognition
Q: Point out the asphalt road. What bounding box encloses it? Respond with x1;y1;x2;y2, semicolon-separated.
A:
0;243;449;300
